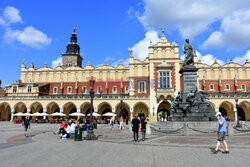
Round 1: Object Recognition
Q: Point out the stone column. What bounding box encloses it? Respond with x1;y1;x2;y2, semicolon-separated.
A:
60;107;63;113
130;110;133;132
234;106;238;122
27;107;30;113
215;106;219;113
146;120;151;135
77;107;80;113
43;107;47;120
10;108;15;122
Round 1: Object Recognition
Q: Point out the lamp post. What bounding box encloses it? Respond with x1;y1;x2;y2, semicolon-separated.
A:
120;99;123;119
85;77;97;140
235;98;240;128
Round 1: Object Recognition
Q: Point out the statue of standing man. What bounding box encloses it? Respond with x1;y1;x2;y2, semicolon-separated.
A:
183;39;194;66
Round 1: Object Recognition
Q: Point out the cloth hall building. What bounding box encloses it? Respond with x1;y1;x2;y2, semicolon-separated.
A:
0;28;249;122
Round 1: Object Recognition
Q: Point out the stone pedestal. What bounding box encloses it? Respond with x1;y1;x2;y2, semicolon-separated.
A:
171;65;214;122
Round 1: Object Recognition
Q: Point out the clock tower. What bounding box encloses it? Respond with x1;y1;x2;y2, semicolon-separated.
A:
62;25;83;67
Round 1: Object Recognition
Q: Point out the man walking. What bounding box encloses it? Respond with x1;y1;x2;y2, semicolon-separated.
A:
131;115;140;141
22;116;31;137
140;116;147;141
212;112;229;154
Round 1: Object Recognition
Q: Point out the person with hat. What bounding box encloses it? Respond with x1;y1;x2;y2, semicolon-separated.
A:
212;112;229;154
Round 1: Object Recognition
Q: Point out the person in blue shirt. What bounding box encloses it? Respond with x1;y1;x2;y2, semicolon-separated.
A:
212;112;229;154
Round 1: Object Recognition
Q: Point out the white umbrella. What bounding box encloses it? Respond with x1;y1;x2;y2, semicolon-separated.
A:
51;113;66;116
14;112;24;116
69;112;85;116
31;112;43;116
40;113;49;116
87;112;101;117
23;113;32;116
102;112;116;116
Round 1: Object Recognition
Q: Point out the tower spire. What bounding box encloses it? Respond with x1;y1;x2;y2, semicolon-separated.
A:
73;24;76;33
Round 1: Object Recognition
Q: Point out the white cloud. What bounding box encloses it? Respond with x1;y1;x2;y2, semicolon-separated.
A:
52;57;62;68
130;31;159;60
0;18;5;25
196;51;225;65
233;50;250;65
3;6;22;24
0;6;22;26
137;0;250;39
4;26;52;48
202;10;250;49
111;58;129;67
181;51;225;65
105;57;115;62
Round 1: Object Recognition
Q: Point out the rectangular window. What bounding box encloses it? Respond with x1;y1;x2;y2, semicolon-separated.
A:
53;87;58;94
13;86;17;93
225;84;230;90
209;84;214;90
241;85;246;91
125;86;129;94
97;86;102;94
113;86;117;94
159;71;171;88
82;86;86;94
27;86;32;93
138;81;146;93
67;87;72;94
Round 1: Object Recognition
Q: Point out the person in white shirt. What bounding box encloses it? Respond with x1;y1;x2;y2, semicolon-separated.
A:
69;120;77;134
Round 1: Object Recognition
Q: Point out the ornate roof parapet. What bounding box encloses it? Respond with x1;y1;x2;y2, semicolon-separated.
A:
229;58;233;64
29;61;34;69
159;29;168;43
156;61;173;70
245;59;249;64
129;49;133;58
21;60;26;69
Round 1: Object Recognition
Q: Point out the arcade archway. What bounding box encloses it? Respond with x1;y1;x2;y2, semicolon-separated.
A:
30;102;43;120
14;102;27;120
219;101;234;121
98;102;112;120
239;101;250;121
80;102;91;115
63;102;77;119
0;102;11;121
46;102;60;119
115;101;130;120
133;102;149;118
157;101;171;121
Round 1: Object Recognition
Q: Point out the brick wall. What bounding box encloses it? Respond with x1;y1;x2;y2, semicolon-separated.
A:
154;62;176;91
199;80;250;92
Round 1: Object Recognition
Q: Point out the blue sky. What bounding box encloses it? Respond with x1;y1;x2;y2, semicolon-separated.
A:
0;0;250;86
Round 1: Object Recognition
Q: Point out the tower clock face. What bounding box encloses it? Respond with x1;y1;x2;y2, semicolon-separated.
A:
67;56;72;63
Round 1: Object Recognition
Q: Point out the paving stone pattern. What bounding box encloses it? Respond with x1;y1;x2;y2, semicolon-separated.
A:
0;122;250;167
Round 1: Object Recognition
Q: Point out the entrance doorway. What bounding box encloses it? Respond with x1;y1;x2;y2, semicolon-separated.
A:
157;101;171;121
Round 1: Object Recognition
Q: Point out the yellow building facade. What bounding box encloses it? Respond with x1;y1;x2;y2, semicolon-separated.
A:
0;30;249;122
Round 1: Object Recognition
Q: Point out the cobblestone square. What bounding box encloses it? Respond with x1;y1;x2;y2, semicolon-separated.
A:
0;122;250;167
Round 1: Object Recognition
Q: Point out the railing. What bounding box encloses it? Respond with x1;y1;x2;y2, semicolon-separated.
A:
0;93;150;100
206;92;250;99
